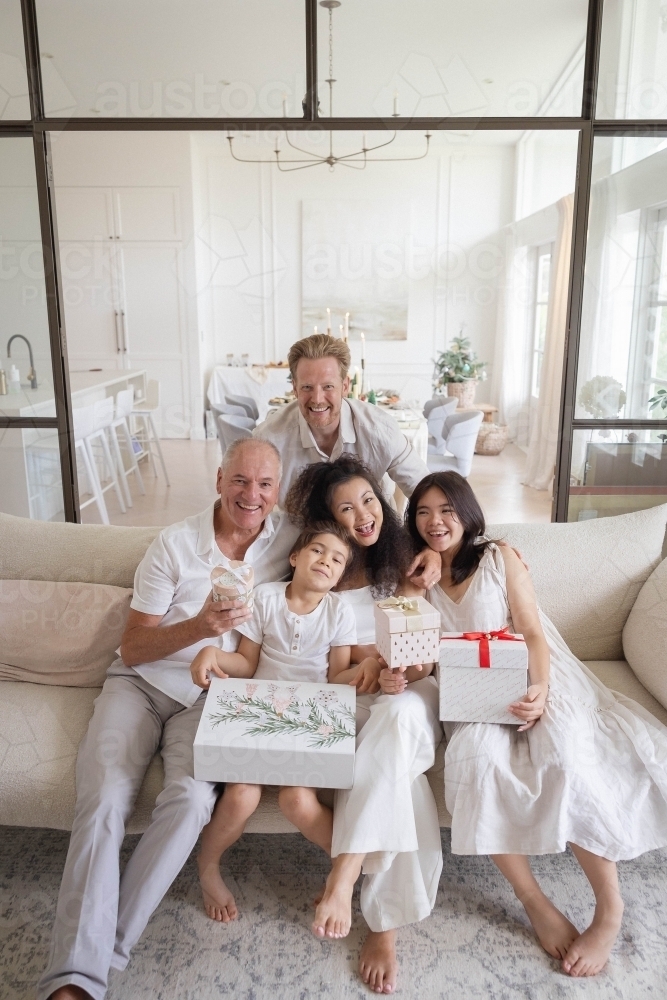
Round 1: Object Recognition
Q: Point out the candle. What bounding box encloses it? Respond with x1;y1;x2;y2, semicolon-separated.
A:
393;91;398;116
326;307;331;334
339;324;344;339
353;367;360;398
360;331;365;361
314;325;318;334
344;312;349;341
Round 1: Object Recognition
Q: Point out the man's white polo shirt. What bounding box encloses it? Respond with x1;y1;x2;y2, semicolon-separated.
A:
128;502;298;707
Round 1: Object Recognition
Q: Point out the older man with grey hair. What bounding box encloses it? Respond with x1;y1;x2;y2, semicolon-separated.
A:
39;438;297;1000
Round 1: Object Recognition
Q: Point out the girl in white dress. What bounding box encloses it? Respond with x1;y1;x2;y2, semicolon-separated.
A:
190;523;357;923
286;458;443;995
405;471;667;978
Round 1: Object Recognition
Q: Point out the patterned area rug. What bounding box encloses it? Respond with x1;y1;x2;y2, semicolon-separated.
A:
1;827;666;999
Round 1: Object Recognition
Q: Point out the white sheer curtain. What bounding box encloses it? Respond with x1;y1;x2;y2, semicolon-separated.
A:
523;194;574;491
490;229;532;443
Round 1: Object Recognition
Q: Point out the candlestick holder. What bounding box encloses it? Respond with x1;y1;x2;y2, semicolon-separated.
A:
361;358;366;396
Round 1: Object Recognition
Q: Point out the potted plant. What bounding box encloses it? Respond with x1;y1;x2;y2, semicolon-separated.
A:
433;336;488;409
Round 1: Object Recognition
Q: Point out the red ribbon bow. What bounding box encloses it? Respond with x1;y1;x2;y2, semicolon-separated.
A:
442;626;521;668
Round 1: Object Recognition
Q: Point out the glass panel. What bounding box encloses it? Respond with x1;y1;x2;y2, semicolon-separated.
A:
0;425;65;521
317;0;587;119
576;136;667;422
568;428;667;521
35;0;305;118
597;0;667;119
0;2;30;120
0;137;57;422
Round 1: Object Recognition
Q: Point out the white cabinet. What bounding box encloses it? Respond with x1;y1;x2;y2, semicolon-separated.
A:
56;185;192;438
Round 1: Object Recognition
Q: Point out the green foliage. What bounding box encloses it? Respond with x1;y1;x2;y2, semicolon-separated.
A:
208;692;355;748
433;336;488;387
649;388;667;413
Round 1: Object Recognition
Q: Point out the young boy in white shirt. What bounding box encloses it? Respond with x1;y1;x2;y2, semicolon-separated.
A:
190;522;358;924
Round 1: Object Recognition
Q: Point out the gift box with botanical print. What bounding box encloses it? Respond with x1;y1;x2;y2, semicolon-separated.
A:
373;596;441;668
438;628;528;724
193;677;356;788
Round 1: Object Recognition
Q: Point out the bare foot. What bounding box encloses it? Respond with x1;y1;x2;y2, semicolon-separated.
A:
562;888;624;977
48;988;93;1000
312;869;360;939
359;930;398;994
519;887;580;960
197;856;239;923
312;883;326;907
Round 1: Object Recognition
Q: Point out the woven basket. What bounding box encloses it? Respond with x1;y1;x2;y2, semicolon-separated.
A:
474;422;508;456
445;380;477;408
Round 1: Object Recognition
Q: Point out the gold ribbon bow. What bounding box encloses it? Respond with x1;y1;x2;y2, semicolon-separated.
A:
378;596;423;631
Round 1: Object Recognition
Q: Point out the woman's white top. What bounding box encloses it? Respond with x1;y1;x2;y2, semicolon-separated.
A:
237;581;357;684
337;586;377;645
427;544;667;860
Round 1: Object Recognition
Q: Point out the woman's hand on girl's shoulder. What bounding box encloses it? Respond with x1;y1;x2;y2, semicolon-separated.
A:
496;540;529;572
509;682;548;731
407;546;442;590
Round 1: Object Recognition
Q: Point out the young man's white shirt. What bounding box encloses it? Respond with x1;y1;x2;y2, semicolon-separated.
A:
254;397;430;504
127;502;299;706
237;581;357;683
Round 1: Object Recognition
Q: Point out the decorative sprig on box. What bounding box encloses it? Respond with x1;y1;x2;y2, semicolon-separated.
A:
193;678;356;788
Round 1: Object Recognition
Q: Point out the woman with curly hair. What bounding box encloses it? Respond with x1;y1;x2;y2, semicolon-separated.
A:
285;457;443;996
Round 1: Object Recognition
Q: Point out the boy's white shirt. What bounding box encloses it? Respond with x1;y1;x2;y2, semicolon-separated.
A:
237;581;357;683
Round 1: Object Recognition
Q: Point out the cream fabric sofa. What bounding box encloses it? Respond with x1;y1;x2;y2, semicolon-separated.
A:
1;504;667;836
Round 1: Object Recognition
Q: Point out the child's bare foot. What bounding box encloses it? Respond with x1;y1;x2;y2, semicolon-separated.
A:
519;887;580;960
359;930;398;994
312;857;362;939
562;888;623;977
197;856;238;923
48;988;93;1000
312;883;326;907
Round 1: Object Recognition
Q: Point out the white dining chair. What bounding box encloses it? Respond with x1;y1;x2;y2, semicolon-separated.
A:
427;400;459;452
110;387;146;506
225;393;259;421
215;413;254;456
132;379;171;486
423;395;457;419
211;401;250;419
427;410;484;478
72;404;110;524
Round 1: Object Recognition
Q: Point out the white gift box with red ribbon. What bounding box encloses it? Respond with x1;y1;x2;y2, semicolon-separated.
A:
374;596;441;668
194;678;356;788
438;628;528;724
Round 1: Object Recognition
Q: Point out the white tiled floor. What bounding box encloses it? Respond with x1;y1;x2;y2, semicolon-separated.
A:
81;439;552;528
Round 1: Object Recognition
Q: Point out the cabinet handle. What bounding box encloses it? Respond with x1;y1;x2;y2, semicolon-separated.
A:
114;310;121;353
120;310;128;353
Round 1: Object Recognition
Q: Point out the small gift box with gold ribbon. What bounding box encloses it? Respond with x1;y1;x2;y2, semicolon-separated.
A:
373;596;441;668
438;628;528;724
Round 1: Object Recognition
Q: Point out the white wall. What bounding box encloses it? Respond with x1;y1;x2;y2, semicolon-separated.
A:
192;133;515;406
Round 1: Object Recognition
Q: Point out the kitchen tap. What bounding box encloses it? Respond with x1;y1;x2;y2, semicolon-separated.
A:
6;335;37;389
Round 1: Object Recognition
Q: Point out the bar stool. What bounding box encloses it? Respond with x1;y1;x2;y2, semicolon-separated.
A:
132;379;170;486
72;404;110;524
110;387;146;507
88;397;127;514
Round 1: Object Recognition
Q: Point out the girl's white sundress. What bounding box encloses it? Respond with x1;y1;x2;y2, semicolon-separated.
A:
428;544;667;860
334;586;443;931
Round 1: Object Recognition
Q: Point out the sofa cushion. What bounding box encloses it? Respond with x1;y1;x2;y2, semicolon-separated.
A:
0;511;159;589
622;557;667;711
0;580;132;687
490;503;667;660
584;659;667;726
0;681;163;833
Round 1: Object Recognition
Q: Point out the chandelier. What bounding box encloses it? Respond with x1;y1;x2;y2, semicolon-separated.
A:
227;0;431;172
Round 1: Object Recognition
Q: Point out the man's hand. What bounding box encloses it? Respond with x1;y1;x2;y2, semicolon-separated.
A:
508;683;547;731
407;546;441;590
194;592;253;640
190;646;229;689
349;657;382;694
